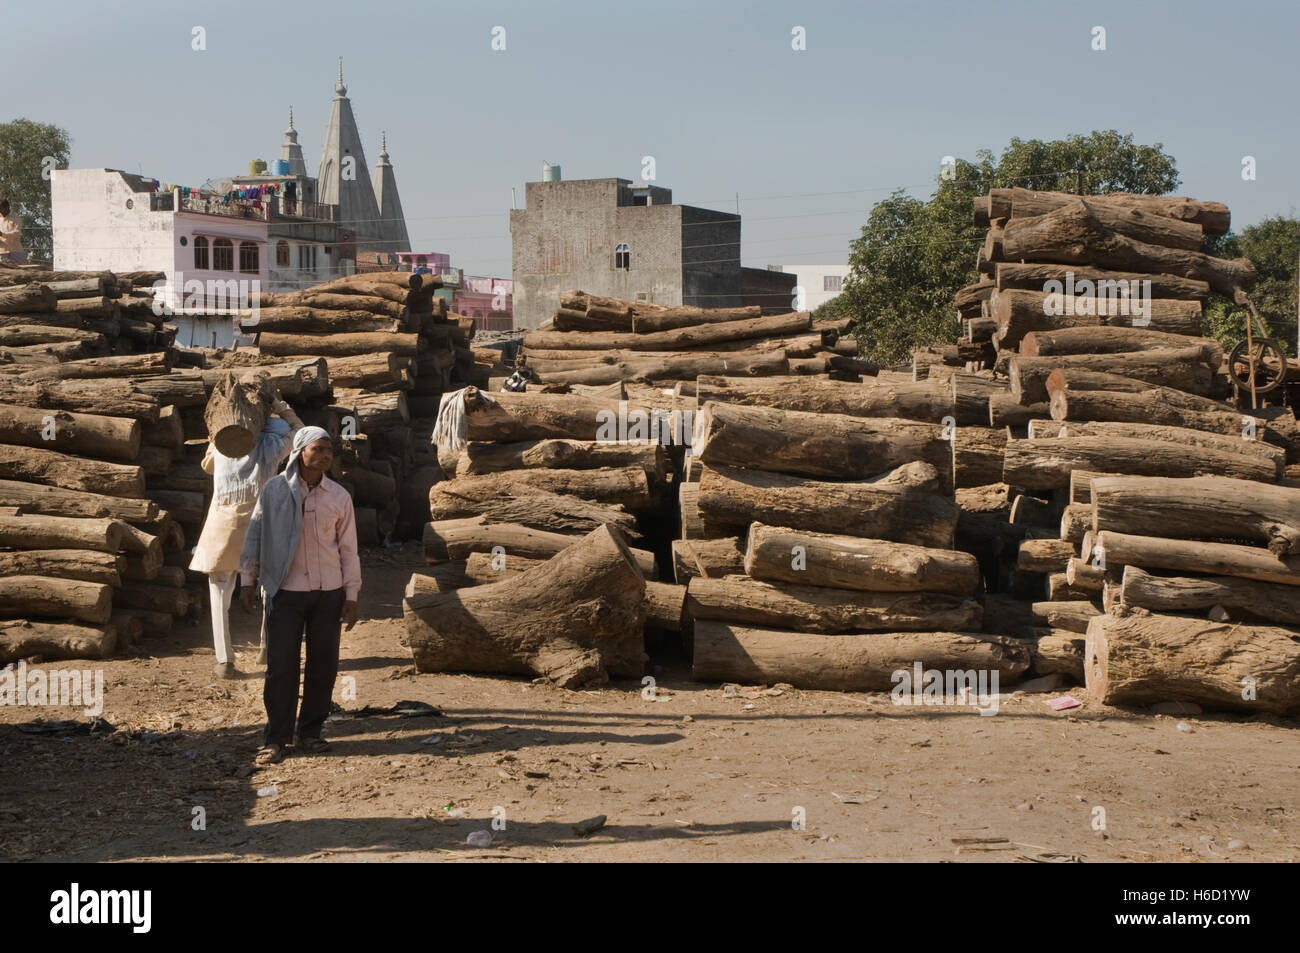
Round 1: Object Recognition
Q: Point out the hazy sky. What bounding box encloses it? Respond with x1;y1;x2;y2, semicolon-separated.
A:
6;0;1297;276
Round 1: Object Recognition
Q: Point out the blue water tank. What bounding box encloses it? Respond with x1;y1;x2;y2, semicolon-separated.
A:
271;159;291;175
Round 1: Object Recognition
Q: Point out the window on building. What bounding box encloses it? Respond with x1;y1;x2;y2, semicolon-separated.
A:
193;236;209;270
239;242;259;274
614;242;630;270
823;275;843;292
276;241;290;267
212;238;233;271
297;244;318;272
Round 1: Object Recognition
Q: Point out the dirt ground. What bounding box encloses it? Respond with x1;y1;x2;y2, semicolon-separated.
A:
2;544;1296;863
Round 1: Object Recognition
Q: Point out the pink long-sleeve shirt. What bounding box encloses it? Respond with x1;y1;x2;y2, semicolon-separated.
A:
243;474;361;600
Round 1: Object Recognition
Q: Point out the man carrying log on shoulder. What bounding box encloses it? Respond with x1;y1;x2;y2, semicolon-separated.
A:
240;426;360;766
190;377;302;679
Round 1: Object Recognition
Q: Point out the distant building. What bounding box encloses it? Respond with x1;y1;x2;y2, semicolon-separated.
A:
510;175;753;330
456;276;513;331
770;264;849;312
741;265;799;314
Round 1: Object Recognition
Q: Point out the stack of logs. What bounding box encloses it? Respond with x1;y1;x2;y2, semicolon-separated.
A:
0;268;212;663
240;271;486;541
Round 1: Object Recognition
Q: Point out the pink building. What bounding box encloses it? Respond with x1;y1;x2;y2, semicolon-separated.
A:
396;251;450;274
456;276;513;331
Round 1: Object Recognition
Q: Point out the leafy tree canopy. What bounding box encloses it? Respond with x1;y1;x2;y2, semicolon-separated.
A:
0;118;72;263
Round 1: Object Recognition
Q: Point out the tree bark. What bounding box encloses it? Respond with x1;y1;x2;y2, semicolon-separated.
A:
0;284;58;314
694;401;952;487
1117;565;1300;626
524;311;811;352
1002;436;1277;489
691;622;1029;691
992;187;1230;235
203;372;267;458
0;619;118;664
988;391;1048;427
405;524;647;688
242;306;407;334
0;444;144;497
1017;538;1077;573
311;352;404;389
200;358;330;401
672;537;746;583
271;291;406;318
0;478;155;522
1024;629;1086;680
1009;348;1220;404
455;438;667;481
953;426;1007;488
630;306;763;334
1021;325;1221;359
0;549;123;587
1032;600;1100;634
256;331;419;358
333;389;409;432
687;575;982;633
422;515;656;576
1085;607;1300;713
998;200;1254;296
461;386;652;443
994;262;1211;300
1091;474;1300;555
0;378;159;423
1093;529;1300;586
553;305;634;333
534;348;789;385
0;574;114;623
696;374;982;424
698;461;958;548
17;352;170;382
429;467;652;512
427;484;638;536
1032;421;1284;471
114;582;191;616
0;403;140;462
0;514;125;553
991;289;1203;348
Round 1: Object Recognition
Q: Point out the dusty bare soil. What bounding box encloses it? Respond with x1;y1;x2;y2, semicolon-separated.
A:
2;544;1296;863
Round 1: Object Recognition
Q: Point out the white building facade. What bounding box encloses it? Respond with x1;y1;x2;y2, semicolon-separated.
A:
773;263;850;312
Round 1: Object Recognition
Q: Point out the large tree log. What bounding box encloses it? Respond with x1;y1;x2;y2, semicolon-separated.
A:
1009;348;1220;404
534;348;788;385
0;574;113;624
672;537;746;583
1032;600;1100;634
1017;538;1077;573
686;575;982;633
0;514;125;552
427;484;638;536
524;311;811;352
0;403;140;462
991;187;1230;235
0;284;58;314
0;378;159;423
953;426;1007;488
1025;629;1086;680
1093;530;1300;586
0;549;123;587
695;374;983;424
1085;607;1300;713
241;306;406;334
744;523;978;593
203;372;267;458
991;289;1203;348
123;372;207;408
988;391;1048;427
0;324;106;348
1116;565;1300;626
333;389;409;432
0;479;155;522
17;352;170;382
1091;475;1300;555
200;357;330;401
630;305;762;334
256;331;419;358
994;262;1211;300
693;401;952;487
461;386;652;443
114;582;190;616
454;438;667;481
309;352;404;389
1031;420;1284;470
998;199;1255;296
429;467;651;513
553;304;634;333
0;619;118;664
0;444;144;497
1021;325;1222;358
264;291;405;318
422;515;656;577
698;461;958;548
405;524;647;688
1002;436;1277;489
691;622;1029;691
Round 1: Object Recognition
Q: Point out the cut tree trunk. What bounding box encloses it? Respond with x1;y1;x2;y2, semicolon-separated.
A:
461;386;650;443
0;619;118;664
1009;348;1220;404
1031;421;1284;470
1025;630;1086;680
1017;538;1077;573
0;403;140;462
691;622;1029;691
0;479;155;522
0;284;58;314
693;401;952;487
994;262;1211;300
988;391;1048;427
1002;436;1277;489
427;484;638;536
1032;600;1100;634
455;439;667;481
0;514;125;553
524;311;810;351
1060;504;1091;543
991;289;1203;348
428;467;652;512
686;575;982;633
199;358;330;401
953;426;1007;488
672;537;746;583
695;375;980;424
1085;607;1300;713
997;199;1254;296
422;515;656;577
1092;530;1300;586
698;461;958;548
405;524;647;688
306;352;404;388
743;522;979;593
992;187;1230;235
241;307;406;334
114;582;190;616
1021;326;1222;359
553;306;634;333
1117;565;1300;626
0;444;144;497
0;574;114;624
0;549;123;587
631;306;762;334
0;378;159;423
1091;474;1300;555
534;348;788;385
255;331;419;358
18;352;170;382
204;372;267;458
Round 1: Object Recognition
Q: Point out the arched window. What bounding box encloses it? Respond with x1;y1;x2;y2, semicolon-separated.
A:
212;238;234;271
193;236;209;270
239;242;259;274
275;241;290;267
614;242;630;270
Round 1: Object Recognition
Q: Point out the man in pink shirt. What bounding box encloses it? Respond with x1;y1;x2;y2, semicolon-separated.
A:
240;427;360;765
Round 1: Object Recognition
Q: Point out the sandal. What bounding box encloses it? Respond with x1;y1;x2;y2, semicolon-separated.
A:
254;744;285;766
297;736;329;753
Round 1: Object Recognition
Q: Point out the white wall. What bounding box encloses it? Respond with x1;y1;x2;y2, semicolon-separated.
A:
53;169;175;276
777;264;849;312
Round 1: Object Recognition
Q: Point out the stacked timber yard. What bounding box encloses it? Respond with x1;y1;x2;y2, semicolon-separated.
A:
3;188;1299;718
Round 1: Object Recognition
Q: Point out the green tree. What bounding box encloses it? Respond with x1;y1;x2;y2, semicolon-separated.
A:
0;119;72;263
838;131;1181;365
1201;216;1300;354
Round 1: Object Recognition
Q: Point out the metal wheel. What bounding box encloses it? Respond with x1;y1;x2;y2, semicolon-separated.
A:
1228;337;1286;394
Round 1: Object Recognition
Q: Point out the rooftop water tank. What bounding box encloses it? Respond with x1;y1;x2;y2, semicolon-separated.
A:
249;158;267;175
271;159;291;175
542;162;561;182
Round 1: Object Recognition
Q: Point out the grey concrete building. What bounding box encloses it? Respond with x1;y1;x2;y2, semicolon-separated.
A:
510;176;756;329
